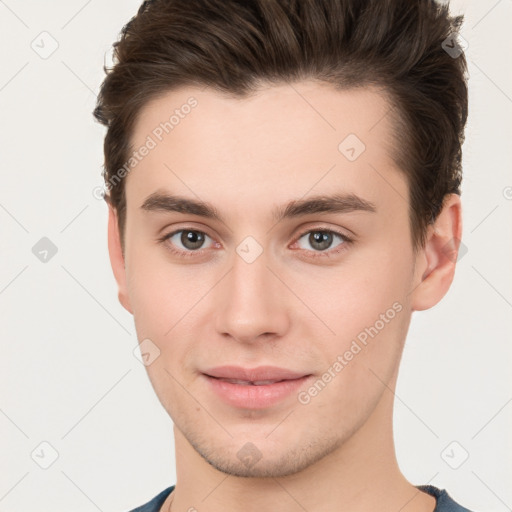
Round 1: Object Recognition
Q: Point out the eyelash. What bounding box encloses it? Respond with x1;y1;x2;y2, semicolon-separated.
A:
158;226;353;260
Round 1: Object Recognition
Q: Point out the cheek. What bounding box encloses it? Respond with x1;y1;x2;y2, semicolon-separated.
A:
126;243;213;354
126;241;179;338
297;265;410;419
314;246;413;364
324;251;409;317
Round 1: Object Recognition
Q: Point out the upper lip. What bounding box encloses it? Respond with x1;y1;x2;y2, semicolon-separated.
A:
203;365;309;382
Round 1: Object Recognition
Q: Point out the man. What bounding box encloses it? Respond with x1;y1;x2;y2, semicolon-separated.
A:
93;0;473;511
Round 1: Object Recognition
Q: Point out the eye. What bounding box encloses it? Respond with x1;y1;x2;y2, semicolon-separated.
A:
160;229;215;256
293;228;351;257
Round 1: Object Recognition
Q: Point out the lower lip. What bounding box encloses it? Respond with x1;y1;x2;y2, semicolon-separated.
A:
203;374;312;409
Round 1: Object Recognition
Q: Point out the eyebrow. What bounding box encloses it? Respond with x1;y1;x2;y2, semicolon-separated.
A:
140;191;376;223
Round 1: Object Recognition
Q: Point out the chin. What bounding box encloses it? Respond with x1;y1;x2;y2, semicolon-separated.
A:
187;427;342;479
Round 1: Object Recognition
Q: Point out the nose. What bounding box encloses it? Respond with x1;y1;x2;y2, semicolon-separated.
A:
214;242;290;345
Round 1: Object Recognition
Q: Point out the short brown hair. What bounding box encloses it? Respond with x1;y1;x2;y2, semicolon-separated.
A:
93;0;468;252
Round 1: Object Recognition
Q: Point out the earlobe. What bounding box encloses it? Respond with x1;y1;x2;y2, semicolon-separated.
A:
410;194;463;311
107;203;133;315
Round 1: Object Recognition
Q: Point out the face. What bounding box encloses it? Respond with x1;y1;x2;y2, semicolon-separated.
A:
108;81;451;478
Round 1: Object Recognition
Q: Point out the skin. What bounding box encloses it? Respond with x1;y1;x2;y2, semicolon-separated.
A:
107;80;462;512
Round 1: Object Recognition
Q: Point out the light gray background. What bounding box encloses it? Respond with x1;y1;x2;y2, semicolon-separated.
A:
0;1;511;511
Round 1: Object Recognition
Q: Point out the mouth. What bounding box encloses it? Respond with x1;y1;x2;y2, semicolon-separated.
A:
201;366;312;409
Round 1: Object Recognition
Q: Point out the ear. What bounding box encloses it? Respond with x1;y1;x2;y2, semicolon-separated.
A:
107;203;133;314
410;193;463;311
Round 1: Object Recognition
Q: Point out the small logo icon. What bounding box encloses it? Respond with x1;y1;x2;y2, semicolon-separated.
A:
236;442;263;468
442;33;468;59
338;133;366;162
440;440;469;469
236;236;263;264
32;237;58;263
133;338;161;366
31;441;59;469
31;31;59;59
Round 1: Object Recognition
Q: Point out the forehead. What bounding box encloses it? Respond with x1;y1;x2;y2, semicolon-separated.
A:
130;80;396;153
125;81;407;218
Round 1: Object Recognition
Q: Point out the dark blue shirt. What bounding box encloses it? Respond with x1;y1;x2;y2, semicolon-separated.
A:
128;483;475;511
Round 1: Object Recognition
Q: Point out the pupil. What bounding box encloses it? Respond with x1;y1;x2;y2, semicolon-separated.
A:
310;231;332;251
182;230;204;249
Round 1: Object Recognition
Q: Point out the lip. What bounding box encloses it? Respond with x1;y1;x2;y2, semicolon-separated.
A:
203;365;309;382
202;366;312;409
